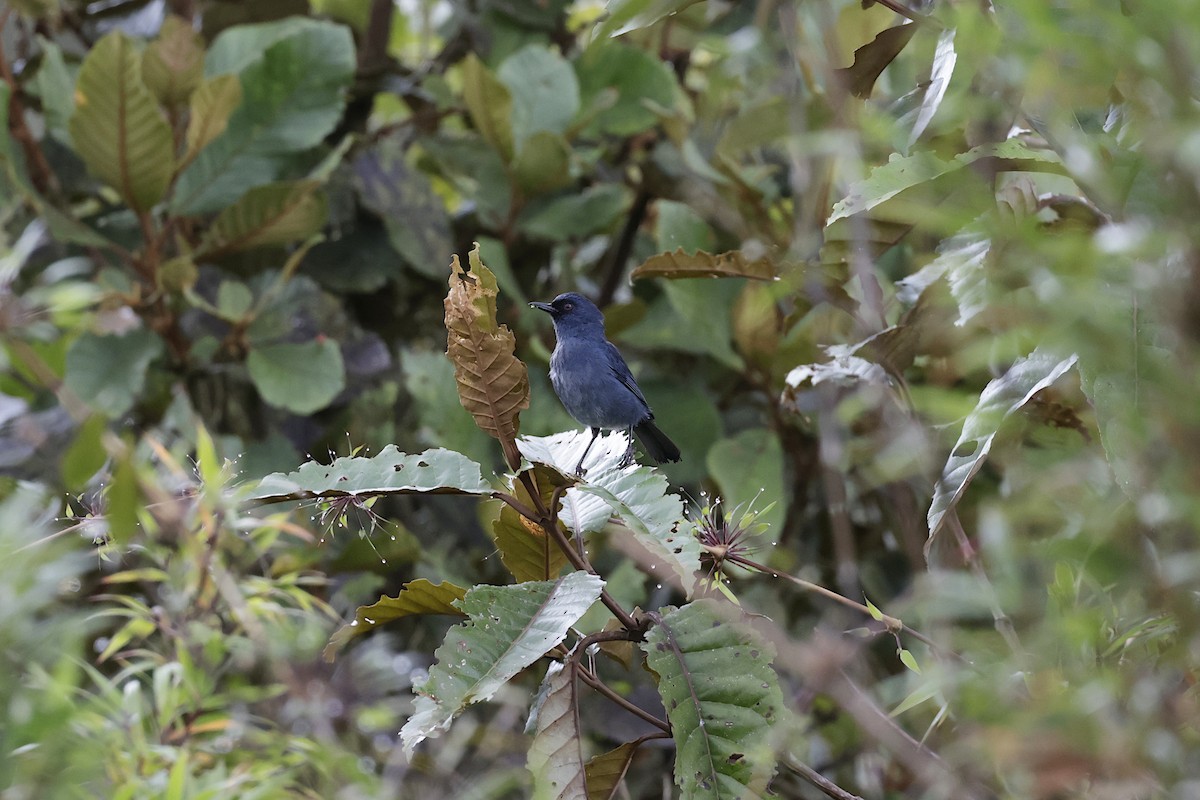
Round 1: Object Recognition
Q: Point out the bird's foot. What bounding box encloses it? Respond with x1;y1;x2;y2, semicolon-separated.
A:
618;445;636;469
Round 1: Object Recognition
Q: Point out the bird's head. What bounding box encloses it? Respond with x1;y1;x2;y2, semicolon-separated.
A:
530;292;605;335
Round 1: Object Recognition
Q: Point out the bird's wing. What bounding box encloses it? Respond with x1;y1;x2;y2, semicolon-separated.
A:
604;341;652;415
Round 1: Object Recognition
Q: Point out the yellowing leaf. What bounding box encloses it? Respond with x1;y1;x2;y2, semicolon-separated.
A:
444;243;530;469
461;54;514;162
68;31;175;211
323;579;468;661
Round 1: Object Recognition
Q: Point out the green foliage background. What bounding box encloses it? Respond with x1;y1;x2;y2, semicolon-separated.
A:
2;0;1200;797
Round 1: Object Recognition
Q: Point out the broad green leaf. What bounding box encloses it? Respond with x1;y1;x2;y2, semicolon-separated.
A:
584;742;639;800
493;502;572;583
141;15;204;106
631;248;775;281
519;184;633;240
643;601;783;798
354;136;452;278
706;429;785;536
323;579;468;661
172;18;355;214
444;244;531;470
198;181;327;254
64;329;164;418
927;350;1079;555
401;347;495;463
461;54;515;162
619;279;742;369
514;131;573;194
248;445;492;503
576;42;678;137
654;200;716;253
528;661;587;800
518;431;628;536
597;0;704;38
400;571;605;755
498;45;580;149
246;339;345;415
68;32;175;211
181;75;242;168
215;279;253;320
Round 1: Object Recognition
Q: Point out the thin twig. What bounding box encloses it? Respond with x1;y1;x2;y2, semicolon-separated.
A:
781;755;866;800
578;663;670;734
0;9;60;197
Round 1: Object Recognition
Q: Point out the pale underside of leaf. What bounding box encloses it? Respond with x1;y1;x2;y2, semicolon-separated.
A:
528;660;588;800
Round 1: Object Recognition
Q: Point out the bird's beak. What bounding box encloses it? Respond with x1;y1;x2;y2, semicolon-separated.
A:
529;301;555;314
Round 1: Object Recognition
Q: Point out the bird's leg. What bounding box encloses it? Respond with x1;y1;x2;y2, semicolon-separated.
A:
618;428;636;468
573;427;601;476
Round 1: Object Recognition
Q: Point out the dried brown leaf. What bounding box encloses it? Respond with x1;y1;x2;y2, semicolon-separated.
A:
631;248;776;281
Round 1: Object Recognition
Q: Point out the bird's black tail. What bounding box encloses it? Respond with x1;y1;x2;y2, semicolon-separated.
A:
633;420;681;464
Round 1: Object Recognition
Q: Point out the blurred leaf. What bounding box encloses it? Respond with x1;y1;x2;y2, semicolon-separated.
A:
620;280;742;368
528;660;587;800
461;53;515;162
834;23;917;99
828;139;1064;225
706;429;785;537
585;742;638;800
199;181;327;254
62;414;107;491
106;451;140;546
908;28;958;147
400;571;604;755
246;339;346;415
29;36;74;143
732;281;782;362
181;74;242;168
444;244;531;470
354;136;452;279
576;42;677;137
654;200;715;253
172;18;355;214
514;131;573;194
498;45;580;148
142;15;205;107
631;248;775;281
598;0;703;38
519;184;633;240
401;347;495;463
927;350;1079;556
643;600;783;798
249;445;492;503
68;31;175;211
323;579;468;661
64;329;164;418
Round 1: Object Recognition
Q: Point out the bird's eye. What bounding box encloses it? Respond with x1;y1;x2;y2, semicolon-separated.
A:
562;302;573;310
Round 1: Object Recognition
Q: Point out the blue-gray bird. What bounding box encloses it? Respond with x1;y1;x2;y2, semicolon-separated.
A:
531;292;680;473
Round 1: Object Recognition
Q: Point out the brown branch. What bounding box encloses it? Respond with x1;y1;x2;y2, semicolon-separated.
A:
578;663;670;734
597;186;652;308
781;756;866;800
0;9;59;197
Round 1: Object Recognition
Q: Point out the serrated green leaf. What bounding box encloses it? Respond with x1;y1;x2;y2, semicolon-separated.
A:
68;32;175;211
199;180;327;254
172;18;355;214
246;339;345;415
142;15;205;106
927;350;1079;556
323;579;468;661
461;53;514;162
528;661;588;800
400;571;605;755
643;600;783;798
64;329;164;418
248;446;492;503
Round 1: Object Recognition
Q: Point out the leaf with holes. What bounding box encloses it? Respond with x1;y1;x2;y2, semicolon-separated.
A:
643;600;783;799
631;248;776;281
400;571;604;755
926;350;1079;555
445;243;531;470
68;31;175;211
323;579;467;661
198;181;327;255
247;445;492;503
528;660;587;800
